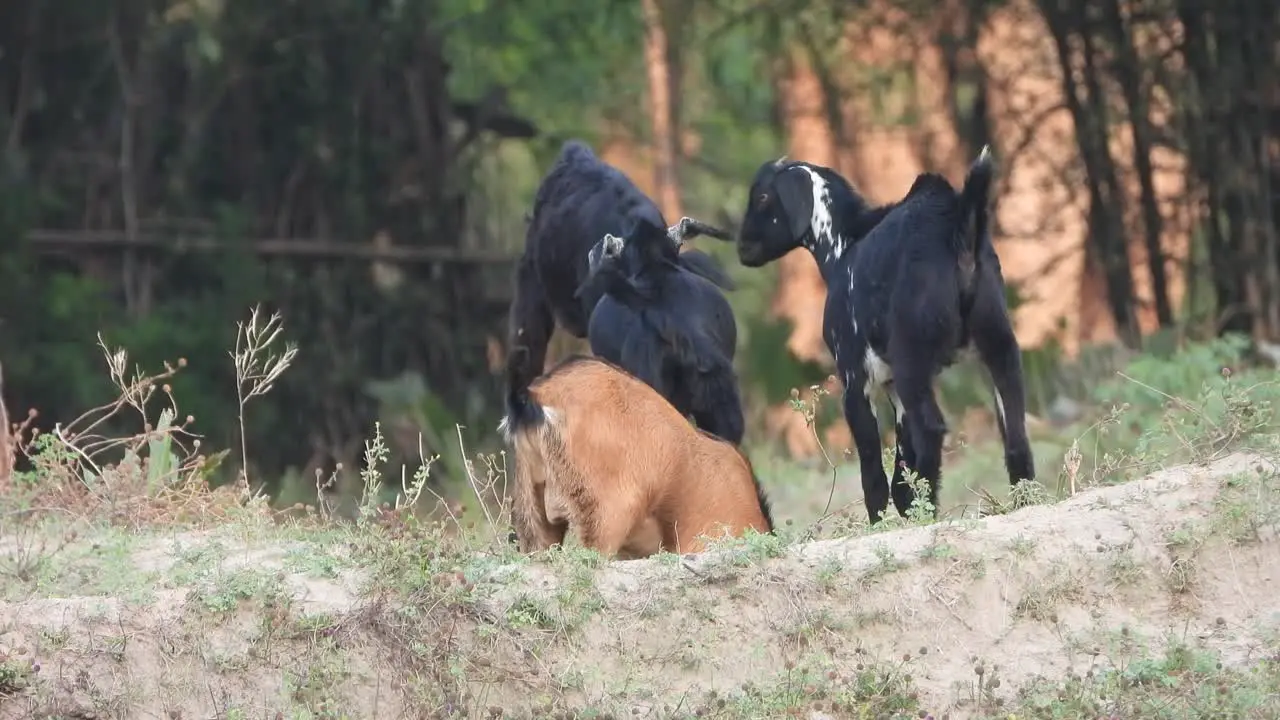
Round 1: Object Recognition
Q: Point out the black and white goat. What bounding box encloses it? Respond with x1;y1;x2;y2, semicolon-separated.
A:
507;140;735;393
574;216;744;444
733;147;1035;523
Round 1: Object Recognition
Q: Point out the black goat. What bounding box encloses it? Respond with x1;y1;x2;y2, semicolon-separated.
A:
507;140;735;393
574;215;744;445
733;147;1035;523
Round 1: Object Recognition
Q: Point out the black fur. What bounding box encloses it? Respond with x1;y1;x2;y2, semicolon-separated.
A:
753;472;775;533
506;140;736;394
577;216;745;445
734;148;1035;524
501;346;545;440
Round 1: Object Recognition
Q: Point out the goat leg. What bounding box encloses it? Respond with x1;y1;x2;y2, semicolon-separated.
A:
892;365;946;516
842;379;895;524
974;326;1036;495
884;385;922;517
668;216;734;245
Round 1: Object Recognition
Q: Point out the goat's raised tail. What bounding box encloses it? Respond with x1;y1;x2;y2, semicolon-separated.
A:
499;346;545;441
959;144;995;258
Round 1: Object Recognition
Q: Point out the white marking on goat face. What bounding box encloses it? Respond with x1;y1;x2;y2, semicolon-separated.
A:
603;233;624;257
793;166;845;260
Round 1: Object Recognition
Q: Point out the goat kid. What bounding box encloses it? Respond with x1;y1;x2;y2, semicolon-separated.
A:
499;350;773;558
507;140;735;394
734;147;1035;524
573;216;745;445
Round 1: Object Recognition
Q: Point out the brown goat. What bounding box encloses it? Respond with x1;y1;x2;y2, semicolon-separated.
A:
499;352;773;558
0;362;11;484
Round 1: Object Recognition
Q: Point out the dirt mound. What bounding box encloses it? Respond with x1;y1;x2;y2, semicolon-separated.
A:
2;452;1278;718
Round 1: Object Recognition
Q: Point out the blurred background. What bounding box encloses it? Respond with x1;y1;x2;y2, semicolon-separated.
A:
0;0;1276;519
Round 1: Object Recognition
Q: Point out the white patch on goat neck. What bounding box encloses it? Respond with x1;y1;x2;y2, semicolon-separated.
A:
794;166;845;260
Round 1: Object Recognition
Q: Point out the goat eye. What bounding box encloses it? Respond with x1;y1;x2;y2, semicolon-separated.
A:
757;193;769;205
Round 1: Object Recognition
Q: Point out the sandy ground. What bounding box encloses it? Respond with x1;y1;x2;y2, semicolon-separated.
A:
1;451;1277;718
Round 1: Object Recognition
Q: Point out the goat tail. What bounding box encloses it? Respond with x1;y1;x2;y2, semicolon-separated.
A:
501;348;568;553
500;346;545;441
959;144;995;258
751;469;776;533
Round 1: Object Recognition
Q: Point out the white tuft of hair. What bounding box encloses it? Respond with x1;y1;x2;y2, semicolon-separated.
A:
497;406;560;445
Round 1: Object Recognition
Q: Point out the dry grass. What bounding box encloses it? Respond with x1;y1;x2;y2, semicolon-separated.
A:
2;312;1279;719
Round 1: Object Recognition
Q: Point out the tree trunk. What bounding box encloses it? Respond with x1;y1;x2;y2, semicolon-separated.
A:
1100;0;1173;328
1039;0;1141;346
762;46;856;459
1177;2;1254;337
774;47;838;365
641;0;682;222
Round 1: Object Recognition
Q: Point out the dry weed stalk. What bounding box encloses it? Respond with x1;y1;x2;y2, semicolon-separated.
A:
455;425;511;543
6;307;299;527
340;420;510;548
231;305;298;491
7;335;215;524
789;375;866;540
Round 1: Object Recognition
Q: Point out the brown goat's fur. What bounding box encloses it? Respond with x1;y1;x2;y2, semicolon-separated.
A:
0;362;11;484
501;354;773;558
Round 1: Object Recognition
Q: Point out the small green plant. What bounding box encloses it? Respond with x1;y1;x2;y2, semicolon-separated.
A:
788;377;844;536
1002;640;1280;719
0;648;35;697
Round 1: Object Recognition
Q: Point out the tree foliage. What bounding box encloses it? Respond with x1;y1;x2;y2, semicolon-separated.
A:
1;0;1278;498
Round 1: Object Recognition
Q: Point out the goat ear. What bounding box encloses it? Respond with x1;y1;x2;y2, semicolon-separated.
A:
774;168;815;242
631;215;668;244
625;217;673;262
